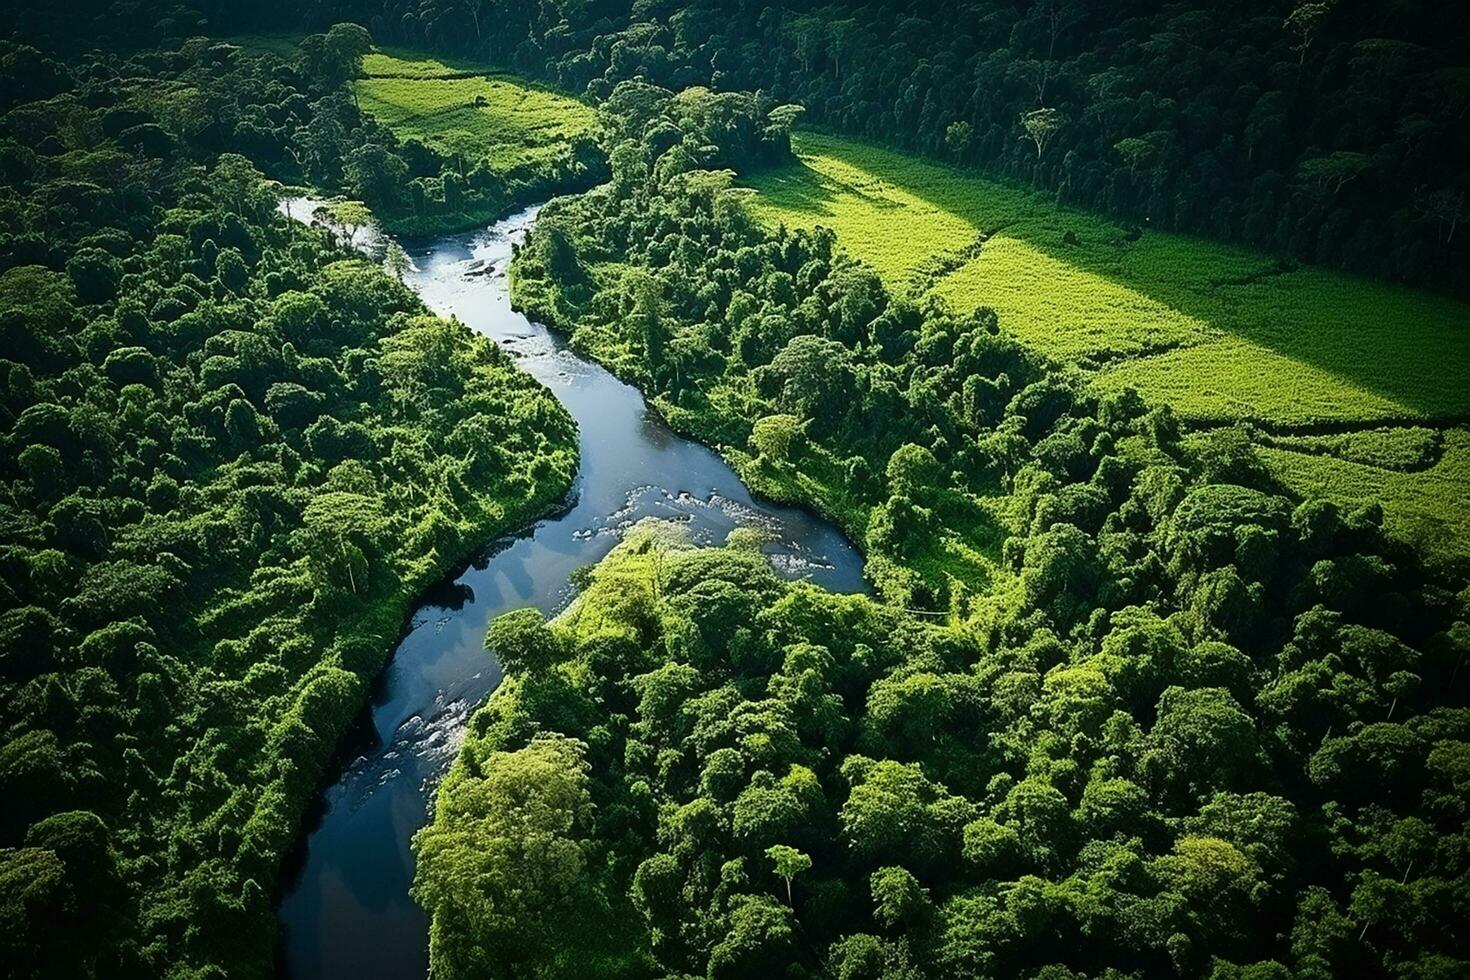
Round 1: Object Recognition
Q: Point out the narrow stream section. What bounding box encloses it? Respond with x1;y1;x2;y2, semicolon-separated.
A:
274;203;868;979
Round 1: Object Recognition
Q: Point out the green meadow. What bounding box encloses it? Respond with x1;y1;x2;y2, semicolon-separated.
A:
355;49;596;174
747;132;1470;428
746;132;1470;563
1262;429;1470;566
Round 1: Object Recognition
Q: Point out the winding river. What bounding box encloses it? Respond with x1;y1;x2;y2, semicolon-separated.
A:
274;203;867;978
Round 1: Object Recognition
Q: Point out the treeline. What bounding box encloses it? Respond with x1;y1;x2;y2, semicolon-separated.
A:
0;32;576;980
0;3;605;236
197;0;1470;292
409;78;1470;977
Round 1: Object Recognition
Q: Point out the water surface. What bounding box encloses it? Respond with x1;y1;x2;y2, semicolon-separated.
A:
274;203;867;978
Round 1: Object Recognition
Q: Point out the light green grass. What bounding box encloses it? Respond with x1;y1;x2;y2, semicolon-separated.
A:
747;132;1470;428
360;50;483;79
1265;426;1442;471
220;39;597;175
1261;427;1470;567
355;48;597;174
1092;337;1407;424
930;234;1214;365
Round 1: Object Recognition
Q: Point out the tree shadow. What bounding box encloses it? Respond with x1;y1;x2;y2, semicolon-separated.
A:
747;162;844;220
761;135;1470;423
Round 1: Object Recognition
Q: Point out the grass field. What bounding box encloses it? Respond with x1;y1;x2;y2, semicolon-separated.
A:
747;132;1470;428
355;49;597;174
747;132;1470;564
1261;429;1470;567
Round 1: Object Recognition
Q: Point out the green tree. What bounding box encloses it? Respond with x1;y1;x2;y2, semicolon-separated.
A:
411;735;594;978
707;894;796;979
870;865;930;930
1298;152;1371;194
300;23;373;94
765;844;811;905
1284;2;1334;63
210;153;276;218
749;414;806;464
630;271;670;368
1021;107;1064;159
486;608;565;678
945;120;975;162
385;242;411;281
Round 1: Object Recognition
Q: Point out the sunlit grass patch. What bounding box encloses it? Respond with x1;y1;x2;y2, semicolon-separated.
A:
746;130;1470;560
932;237;1214;365
747;131;1470;428
1093;337;1409;426
746;152;974;288
361;49;485;79
355;49;597;174
1261;427;1470;567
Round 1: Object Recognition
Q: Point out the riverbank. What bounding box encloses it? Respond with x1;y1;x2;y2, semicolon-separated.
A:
275;203;867;979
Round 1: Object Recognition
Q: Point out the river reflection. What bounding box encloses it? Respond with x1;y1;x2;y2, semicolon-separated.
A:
274;202;867;979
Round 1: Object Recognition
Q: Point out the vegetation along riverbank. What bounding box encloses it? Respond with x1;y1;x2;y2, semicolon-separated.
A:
1;1;1467;979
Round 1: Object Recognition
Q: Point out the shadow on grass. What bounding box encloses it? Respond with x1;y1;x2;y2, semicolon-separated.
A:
749;166;845;222
752;133;1470;423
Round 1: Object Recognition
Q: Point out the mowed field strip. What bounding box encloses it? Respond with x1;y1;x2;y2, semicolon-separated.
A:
355;49;597;174
747;132;1470;428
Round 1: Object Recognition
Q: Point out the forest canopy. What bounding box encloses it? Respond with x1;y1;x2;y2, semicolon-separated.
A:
196;0;1470;293
0;30;576;979
420;513;1470;978
417;72;1470;980
0;1;1465;978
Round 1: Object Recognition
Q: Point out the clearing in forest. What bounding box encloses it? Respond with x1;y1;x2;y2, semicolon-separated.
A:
747;132;1470;429
1260;427;1470;565
746;132;1470;564
355;49;597;174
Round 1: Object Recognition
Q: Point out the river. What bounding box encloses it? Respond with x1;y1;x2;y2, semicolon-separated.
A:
273;202;868;978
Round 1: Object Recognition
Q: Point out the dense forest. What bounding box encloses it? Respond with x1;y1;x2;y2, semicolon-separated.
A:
1;1;1467;979
201;0;1470;293
421;521;1470;978
0;28;577;980
412;80;1470;978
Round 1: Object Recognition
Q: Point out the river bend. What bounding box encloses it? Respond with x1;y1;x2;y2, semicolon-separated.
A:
274;203;867;978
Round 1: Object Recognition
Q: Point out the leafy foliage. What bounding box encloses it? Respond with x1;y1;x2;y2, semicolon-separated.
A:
418;76;1470;979
358;50;597;173
0;33;575;980
206;0;1470;292
1;3;1467;978
353;48;604;234
421;516;1469;977
748;134;1470;429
